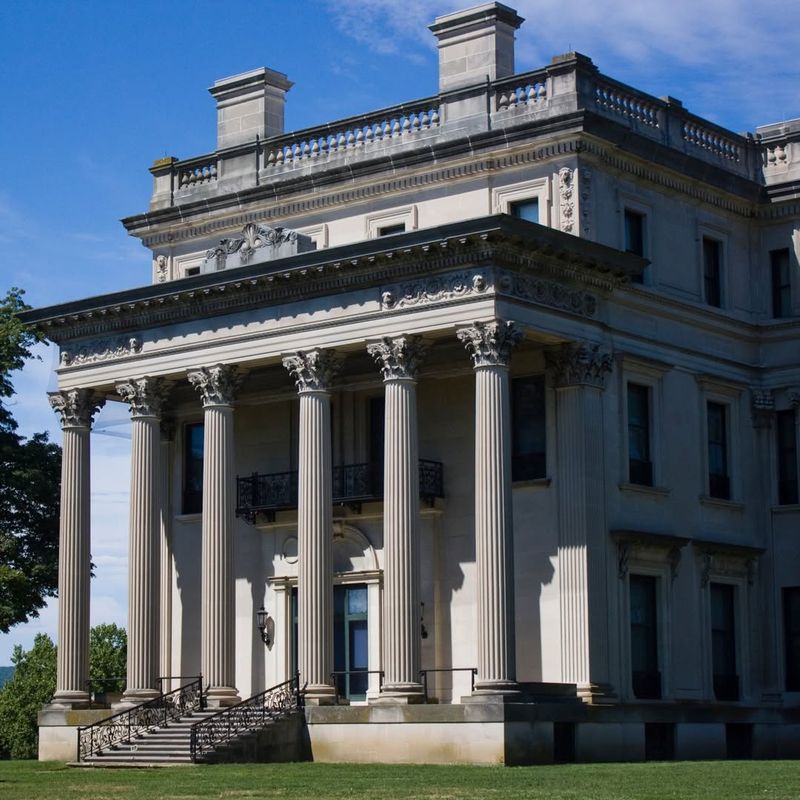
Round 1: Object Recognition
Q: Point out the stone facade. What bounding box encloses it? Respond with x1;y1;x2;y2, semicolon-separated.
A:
28;2;800;764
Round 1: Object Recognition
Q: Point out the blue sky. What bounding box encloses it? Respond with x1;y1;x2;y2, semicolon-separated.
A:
0;0;797;664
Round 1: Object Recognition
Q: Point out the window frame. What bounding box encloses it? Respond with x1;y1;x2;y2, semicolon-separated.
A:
626;382;654;487
709;581;740;701
181;420;204;516
493;177;552;227
770;247;792;319
783;586;800;692
510;373;547;483
697;225;728;309
365;205;417;239
776;407;799;506
628;572;663;700
698;379;742;505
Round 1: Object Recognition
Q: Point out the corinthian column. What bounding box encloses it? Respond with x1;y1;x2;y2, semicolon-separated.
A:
283;349;341;705
457;319;522;694
546;341;613;702
116;377;170;706
188;364;243;707
48;388;105;707
159;419;175;688
367;336;427;703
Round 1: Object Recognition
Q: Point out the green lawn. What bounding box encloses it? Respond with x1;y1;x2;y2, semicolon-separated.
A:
0;760;798;800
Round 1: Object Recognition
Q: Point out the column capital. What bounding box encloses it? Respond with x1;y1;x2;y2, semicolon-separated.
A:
367;335;427;382
116;377;171;419
751;388;775;429
187;364;242;406
282;349;342;393
546;341;613;389
48;388;105;429
457;319;522;369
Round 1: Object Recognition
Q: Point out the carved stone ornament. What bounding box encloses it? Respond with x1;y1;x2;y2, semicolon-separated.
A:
456;319;523;369
48;388;105;429
205;223;302;269
282;349;342;393
579;168;592;237
751;388;775;429
116;377;171;419
155;254;168;283
380;271;489;310
367;335;428;381
60;336;141;367
187;365;243;406
789;390;800;408
546;342;613;389
558;167;575;234
496;270;597;317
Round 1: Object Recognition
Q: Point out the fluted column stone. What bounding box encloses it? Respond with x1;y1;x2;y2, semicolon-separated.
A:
188;365;242;707
48;388;105;707
159;419;175;687
283;349;341;705
116;377;170;705
368;336;427;703
457;320;522;694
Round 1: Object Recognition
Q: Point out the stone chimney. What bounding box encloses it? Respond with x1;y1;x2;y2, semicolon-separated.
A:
429;2;524;93
209;67;293;150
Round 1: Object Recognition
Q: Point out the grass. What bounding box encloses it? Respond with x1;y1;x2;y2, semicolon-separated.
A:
0;760;798;800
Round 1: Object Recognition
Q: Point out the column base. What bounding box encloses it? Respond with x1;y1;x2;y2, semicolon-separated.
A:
303;684;337;706
371;682;425;705
205;686;241;708
463;679;521;704
576;681;617;704
48;690;91;709
113;687;161;712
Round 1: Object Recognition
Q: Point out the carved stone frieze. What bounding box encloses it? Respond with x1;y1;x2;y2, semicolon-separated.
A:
751;388;775;429
457;319;522;369
60;336;141;367
558;167;575;234
116;377;171;418
205;222;313;271
187;365;243;406
698;549;759;588
49;388;105;429
380;271;488;310
367;335;427;381
496;270;597;317
282;349;342;393
546;342;613;389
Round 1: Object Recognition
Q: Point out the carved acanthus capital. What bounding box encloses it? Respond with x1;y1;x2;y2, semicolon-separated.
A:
456;319;522;369
48;388;105;429
546;342;613;389
187;365;243;407
367;335;428;381
751;388;775;429
116;377;171;419
282;349;342;393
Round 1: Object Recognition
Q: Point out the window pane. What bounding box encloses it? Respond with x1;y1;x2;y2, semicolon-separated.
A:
703;238;722;308
707;402;729;499
347;586;368;616
771;248;791;318
624;210;645;257
511;375;546;480
510;199;539;224
711;583;738;700
182;423;204;514
777;410;798;505
630;575;660;699
378;223;405;236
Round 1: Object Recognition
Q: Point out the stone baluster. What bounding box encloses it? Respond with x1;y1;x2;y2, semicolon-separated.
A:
367;336;427;703
159;418;175;687
457;320;522;694
116;378;170;705
283;349;342;705
48;388;105;707
546;341;614;702
188;365;243;707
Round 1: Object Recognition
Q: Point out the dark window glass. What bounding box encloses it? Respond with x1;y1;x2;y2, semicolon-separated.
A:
625;210;646;284
182;422;204;514
628;383;653;486
777;410;798;505
707;401;730;499
511;375;546;481
703;237;722;308
369;396;385;494
783;587;800;692
710;583;738;700
378;223;405;237
333;584;369;701
771;248;792;318
510;199;539;224
630;574;661;699
185;266;200;277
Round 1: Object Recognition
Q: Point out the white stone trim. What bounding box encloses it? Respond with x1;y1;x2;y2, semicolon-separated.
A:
492;176;551;227
365;205;418;239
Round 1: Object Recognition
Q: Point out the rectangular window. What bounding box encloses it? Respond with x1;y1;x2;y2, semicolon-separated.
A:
777;410;798;505
510;198;539;224
511;375;546;481
771;248;792;318
710;582;739;701
333;584;369;701
625;209;646;284
703;237;722;308
630;574;661;699
627;383;653;486
707;401;730;499
783;587;800;692
182;422;204;514
378;223;405;237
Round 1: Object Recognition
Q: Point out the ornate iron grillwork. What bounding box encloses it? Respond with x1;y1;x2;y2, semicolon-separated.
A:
189;674;302;762
77;676;204;761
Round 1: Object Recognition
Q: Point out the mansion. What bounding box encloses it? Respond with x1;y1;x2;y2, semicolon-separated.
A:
27;2;800;764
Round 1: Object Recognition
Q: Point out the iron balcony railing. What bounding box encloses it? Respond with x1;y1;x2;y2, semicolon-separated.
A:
236;460;444;521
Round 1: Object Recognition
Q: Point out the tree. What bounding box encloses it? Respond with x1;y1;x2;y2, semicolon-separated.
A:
0;288;62;633
89;623;127;694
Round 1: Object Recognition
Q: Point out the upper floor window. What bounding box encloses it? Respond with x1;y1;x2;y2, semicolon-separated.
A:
510;198;539;224
784;587;800;692
710;582;739;701
627;383;653;486
624;210;647;284
378;223;406;237
771;248;792;318
185;266;201;277
707;401;730;499
511;375;546;481
703;237;723;308
777;409;798;505
182;422;204;514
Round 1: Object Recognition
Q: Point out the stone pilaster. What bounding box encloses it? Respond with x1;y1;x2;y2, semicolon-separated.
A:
48;388;105;707
159;419;175;686
367;336;427;703
187;365;243;707
115;378;170;706
546;341;614;702
457;320;522;694
283;349;341;705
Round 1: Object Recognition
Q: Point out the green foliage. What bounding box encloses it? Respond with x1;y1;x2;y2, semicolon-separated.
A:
0;635;56;760
88;623;127;694
0;287;61;633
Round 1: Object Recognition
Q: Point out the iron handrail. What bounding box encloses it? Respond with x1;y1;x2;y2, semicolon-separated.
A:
329;670;384;703
189;673;303;762
419;668;478;700
77;675;204;761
